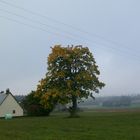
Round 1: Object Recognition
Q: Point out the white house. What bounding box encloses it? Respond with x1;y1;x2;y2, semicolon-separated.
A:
0;90;23;117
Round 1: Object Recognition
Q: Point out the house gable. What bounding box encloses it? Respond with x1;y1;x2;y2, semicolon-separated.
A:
0;93;23;117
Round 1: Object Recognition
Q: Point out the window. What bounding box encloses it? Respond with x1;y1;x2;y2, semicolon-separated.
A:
13;110;16;114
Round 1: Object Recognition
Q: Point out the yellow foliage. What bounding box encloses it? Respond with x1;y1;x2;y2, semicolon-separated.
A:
67;80;72;88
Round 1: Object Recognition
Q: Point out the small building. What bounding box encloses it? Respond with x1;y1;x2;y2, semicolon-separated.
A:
0;89;23;117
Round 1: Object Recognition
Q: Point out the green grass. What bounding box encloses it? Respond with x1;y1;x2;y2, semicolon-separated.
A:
0;111;140;140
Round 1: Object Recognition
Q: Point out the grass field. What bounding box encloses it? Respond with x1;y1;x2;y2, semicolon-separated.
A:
0;111;140;140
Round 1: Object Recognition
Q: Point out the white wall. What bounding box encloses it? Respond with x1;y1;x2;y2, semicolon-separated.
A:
0;94;23;117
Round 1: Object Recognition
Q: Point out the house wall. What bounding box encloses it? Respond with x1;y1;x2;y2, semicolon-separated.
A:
0;94;23;117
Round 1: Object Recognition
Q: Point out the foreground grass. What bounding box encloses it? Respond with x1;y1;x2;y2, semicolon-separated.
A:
0;111;140;140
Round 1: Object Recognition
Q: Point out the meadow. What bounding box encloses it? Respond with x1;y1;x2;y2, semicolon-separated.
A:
0;110;140;140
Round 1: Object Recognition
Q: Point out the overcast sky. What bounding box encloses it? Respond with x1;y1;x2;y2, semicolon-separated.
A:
0;0;140;96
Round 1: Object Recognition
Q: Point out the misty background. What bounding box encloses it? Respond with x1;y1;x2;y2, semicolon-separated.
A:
0;0;140;96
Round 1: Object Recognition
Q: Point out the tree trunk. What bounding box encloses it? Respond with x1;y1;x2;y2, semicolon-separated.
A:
72;96;77;110
69;96;79;117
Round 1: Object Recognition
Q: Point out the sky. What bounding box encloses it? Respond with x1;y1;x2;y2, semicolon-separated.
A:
0;0;140;96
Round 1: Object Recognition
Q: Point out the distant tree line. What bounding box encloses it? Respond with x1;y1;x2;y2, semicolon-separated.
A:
79;95;140;108
102;96;132;107
16;94;140;116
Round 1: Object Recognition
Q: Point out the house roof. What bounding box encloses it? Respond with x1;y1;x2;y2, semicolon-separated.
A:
0;93;8;105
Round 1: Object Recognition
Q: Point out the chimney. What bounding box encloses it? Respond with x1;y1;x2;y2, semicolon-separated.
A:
6;88;10;94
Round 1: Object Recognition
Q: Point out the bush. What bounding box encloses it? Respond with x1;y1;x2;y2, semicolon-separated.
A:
22;91;53;116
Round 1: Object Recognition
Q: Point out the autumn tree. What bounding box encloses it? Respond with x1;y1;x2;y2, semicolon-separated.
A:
35;45;105;117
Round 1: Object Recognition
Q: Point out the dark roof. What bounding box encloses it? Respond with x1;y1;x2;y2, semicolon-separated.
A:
0;94;8;105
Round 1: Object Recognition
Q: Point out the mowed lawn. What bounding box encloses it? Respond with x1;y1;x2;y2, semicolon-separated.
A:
0;111;140;140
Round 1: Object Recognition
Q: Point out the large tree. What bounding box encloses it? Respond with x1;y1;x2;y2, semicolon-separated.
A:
35;45;105;117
